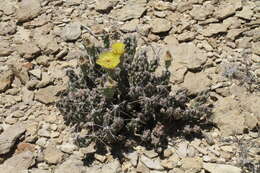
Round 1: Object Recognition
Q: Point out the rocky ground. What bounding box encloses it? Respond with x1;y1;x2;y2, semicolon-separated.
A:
0;0;259;173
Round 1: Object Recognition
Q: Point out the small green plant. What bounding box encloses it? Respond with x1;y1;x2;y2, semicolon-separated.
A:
56;36;212;150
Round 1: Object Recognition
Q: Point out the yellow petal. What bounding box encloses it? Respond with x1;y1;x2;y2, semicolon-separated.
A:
96;51;120;69
111;42;125;55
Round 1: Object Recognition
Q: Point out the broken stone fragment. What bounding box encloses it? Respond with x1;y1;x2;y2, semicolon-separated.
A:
16;0;41;22
0;70;14;93
0;123;26;154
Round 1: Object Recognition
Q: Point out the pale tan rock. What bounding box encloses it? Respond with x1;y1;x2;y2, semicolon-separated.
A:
151;18;172;33
226;28;245;40
190;4;214;21
201;23;228;37
111;0;146;21
44;143;63;164
212;96;246;136
161;159;174;169
177;1;193;12
0;40;13;56
236;6;254;20
252;42;260;55
34;85;64;104
0;22;16;36
167;42;207;70
182;72;211;94
0;123;26;154
17;42;41;60
181;157;203;172
0;70;14;93
16;0;41;22
214;3;236;19
35;35;59;55
177;32;195;42
0;0;16;15
0;151;34;173
61;22;81;41
55;158;86;173
120;19;139;33
94;154;107;163
140;155;164;170
95;0;114;13
223;17;242;29
203;163;242;173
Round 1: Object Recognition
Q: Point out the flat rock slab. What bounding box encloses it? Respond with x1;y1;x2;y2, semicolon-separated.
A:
212;96;246;136
55;158;86;173
168;42;207;70
140;155;164;170
203;163;242;173
61;22;81;41
200;23;228;37
34;85;64;104
151;18;172;33
16;0;41;22
182;72;212;94
111;0;147;21
0;123;26;154
0;70;14;93
0;151;34;173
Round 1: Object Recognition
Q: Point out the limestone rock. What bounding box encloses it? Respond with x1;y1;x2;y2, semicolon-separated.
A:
201;23;228;37
0;151;34;173
0;40;13;56
190;4;214;21
177;1;193;13
176;142;188;158
182;157;203;172
95;0;114;13
203;163;242;173
112;0;146;21
0;22;16;36
0;70;14;93
226;0;242;10
62;22;81;41
151;18;172;33
60;143;77;154
29;69;42;80
31;169;50;173
35;35;59;55
182;72;211;94
0;0;16;15
212;96;246;136
125;152;138;167
177;32;195;42
17;42;41;60
55;157;86;173
236;6;254;20
16;0;41;22
168;42;207;70
0;123;26;154
34;85;63;104
214;3;236;19
226;28;244;40
102;159;122;173
44;143;63;164
120;19;139;33
21;87;34;105
252;42;260;55
140;155;164;170
143;150;158;159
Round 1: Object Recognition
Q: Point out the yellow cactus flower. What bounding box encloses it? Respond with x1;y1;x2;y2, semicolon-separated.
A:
96;51;120;69
111;42;125;56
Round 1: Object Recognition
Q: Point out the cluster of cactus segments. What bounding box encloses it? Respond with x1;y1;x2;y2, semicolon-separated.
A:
56;36;212;149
